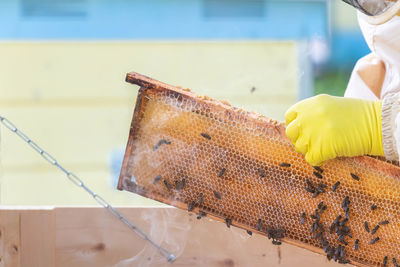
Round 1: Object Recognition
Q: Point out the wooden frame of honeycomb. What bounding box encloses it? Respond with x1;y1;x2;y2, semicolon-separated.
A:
119;72;400;267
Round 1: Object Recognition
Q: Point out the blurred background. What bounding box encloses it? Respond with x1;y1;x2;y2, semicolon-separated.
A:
0;0;370;206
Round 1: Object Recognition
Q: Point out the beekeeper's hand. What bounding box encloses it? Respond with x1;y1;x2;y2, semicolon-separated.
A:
285;94;384;166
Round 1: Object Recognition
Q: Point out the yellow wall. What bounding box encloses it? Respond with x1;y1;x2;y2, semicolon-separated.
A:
0;41;298;205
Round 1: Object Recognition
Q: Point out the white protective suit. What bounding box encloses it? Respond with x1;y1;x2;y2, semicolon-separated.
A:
344;13;400;161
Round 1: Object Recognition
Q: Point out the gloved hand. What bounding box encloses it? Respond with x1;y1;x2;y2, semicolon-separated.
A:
285;94;384;166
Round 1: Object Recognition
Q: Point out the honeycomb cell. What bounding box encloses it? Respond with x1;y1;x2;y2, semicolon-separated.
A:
119;73;400;267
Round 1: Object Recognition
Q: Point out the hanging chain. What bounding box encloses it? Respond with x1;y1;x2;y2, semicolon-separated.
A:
0;116;176;263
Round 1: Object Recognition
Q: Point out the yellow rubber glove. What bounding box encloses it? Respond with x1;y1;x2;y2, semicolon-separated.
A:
285;94;384;166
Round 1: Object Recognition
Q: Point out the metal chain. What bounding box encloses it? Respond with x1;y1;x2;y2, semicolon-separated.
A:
0;116;176;263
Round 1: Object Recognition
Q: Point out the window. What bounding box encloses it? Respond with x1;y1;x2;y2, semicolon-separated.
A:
203;0;265;18
21;0;87;18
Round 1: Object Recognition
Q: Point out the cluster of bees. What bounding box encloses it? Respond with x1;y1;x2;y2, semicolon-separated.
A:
151;132;396;266
302;163;394;266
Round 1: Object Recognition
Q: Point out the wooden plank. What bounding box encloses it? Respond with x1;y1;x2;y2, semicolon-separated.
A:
55;207;141;267
20;209;55;267
0;210;20;267
0;207;343;266
54;207;339;267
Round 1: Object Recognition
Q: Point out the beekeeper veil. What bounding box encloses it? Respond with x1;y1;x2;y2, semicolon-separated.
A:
342;0;400;24
355;0;400;97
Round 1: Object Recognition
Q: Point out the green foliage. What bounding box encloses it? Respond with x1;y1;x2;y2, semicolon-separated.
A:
314;69;352;96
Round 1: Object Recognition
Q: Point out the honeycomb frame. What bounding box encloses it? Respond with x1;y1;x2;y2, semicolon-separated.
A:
118;72;400;267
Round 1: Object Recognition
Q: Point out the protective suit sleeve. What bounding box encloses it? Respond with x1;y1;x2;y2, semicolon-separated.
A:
382;92;400;161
